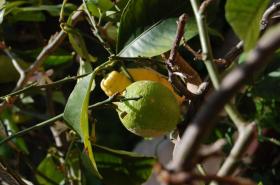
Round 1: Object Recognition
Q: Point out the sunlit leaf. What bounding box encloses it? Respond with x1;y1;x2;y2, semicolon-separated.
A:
225;0;270;51
63;73;102;179
118;17;198;57
117;0;188;52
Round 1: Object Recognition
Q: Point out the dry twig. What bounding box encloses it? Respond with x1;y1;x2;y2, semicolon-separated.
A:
260;2;280;33
168;24;280;173
155;163;255;185
0;7;84;113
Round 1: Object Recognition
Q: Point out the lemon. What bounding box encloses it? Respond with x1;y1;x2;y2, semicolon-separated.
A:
100;68;184;103
115;80;181;137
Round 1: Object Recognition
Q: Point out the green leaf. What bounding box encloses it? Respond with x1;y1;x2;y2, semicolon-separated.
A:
254;98;280;133
16;4;77;16
0;55;29;83
2;3;76;22
78;59;93;77
225;0;270;51
65;13;96;63
63;74;93;135
43;54;72;68
16;48;73;68
117;0;188;52
63;73;102;179
0;109;29;154
81;144;155;185
86;0;114;17
0;1;26;17
67;28;90;60
118;17;198;57
36;154;64;185
11;11;46;22
0;0;6;24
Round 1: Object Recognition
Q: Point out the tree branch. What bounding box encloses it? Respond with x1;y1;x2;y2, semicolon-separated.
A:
0;6;84;113
0;73;89;101
165;14;204;98
155;163;255;185
166;14;188;70
1;43;25;87
168;24;280;172
260;2;280;34
190;0;246;131
199;0;215;14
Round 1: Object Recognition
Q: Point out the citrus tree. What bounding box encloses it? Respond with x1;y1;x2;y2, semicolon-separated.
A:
0;0;280;184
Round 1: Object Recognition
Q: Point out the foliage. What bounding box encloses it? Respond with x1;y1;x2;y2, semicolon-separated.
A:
0;0;279;185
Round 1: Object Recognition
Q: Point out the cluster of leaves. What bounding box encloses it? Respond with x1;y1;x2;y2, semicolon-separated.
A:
0;0;280;185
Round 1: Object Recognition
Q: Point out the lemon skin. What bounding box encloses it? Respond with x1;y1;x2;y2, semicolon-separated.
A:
116;80;181;137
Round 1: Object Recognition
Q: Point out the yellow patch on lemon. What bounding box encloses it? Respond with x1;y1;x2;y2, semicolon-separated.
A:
100;68;184;104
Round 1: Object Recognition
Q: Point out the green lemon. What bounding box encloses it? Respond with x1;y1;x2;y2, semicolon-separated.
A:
116;80;181;137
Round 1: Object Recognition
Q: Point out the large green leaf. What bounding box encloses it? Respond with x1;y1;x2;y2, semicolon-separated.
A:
118;17;198;57
225;0;270;51
81;144;155;185
63;73;102;179
117;0;188;52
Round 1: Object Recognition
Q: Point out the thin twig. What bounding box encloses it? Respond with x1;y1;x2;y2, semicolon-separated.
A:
183;40;243;69
199;0;215;14
0;114;62;146
260;2;280;33
1;44;26;89
59;0;69;22
82;0;114;55
215;123;255;177
168;23;280;172
165;14;200;98
223;41;244;68
190;0;246;131
46;85;64;148
155;163;255;185
0;7;84;113
182;39;202;60
190;0;219;88
0;73;89;101
0;95;141;146
166;14;188;70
